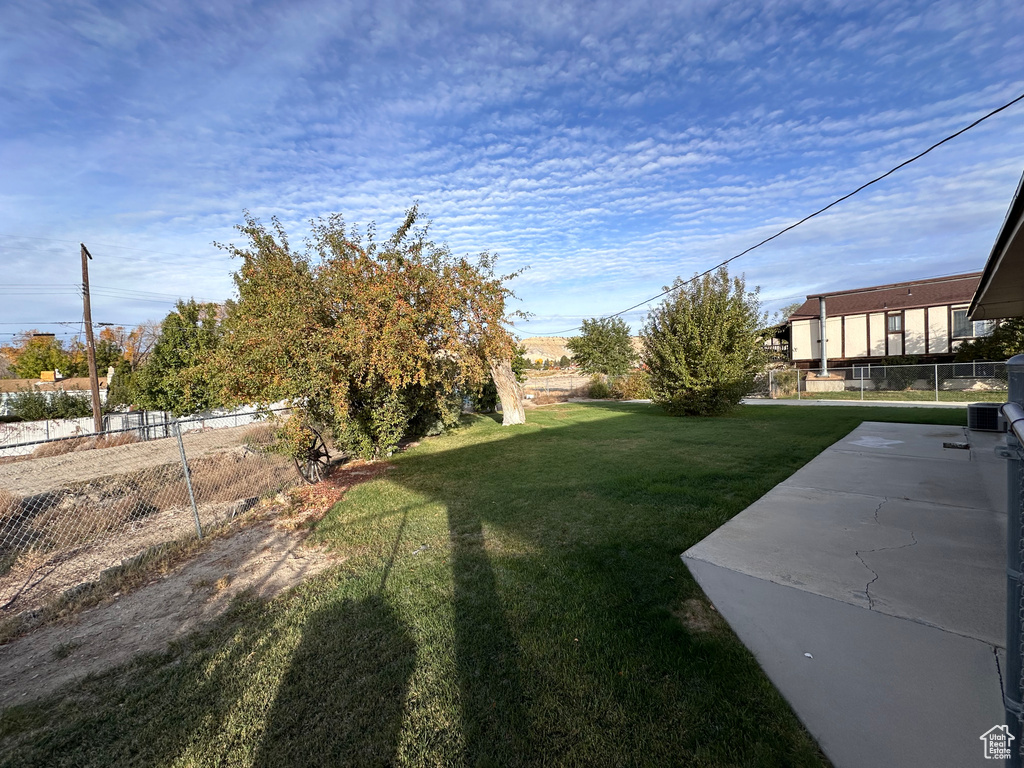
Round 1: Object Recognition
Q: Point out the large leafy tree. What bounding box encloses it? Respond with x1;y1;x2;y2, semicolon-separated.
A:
10;332;72;379
133;300;224;416
955;317;1024;362
566;317;638;377
217;206;523;460
105;322;162;409
2;326;128;381
642;268;767;416
61;329;126;378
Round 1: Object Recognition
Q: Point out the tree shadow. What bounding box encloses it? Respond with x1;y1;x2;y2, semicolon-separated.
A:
448;503;532;764
0;402;892;766
253;594;416;767
374;402;853;765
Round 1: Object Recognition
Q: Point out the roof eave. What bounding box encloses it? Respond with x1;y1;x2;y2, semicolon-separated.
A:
970;170;1024;320
804;272;981;301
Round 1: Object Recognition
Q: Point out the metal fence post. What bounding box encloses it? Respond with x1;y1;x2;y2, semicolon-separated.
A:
175;421;203;540
1003;354;1024;767
935;363;939;402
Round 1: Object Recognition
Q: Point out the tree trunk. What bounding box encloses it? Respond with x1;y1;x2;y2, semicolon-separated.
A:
490;359;525;425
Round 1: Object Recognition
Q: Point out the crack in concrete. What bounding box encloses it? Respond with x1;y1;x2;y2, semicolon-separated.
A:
994;645;1006;702
854;551;880;610
854;497;918;610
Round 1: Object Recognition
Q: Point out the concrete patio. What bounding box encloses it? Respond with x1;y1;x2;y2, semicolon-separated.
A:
683;421;1008;768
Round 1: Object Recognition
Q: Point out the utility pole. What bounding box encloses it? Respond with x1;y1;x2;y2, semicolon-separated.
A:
818;296;828;376
81;244;103;433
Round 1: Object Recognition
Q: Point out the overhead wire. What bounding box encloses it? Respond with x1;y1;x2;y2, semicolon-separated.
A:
0;234;217;261
3;92;1023;339
0;283;219;304
534;89;1024;336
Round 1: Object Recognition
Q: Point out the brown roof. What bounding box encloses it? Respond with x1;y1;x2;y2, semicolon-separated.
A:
0;377;107;393
789;273;982;320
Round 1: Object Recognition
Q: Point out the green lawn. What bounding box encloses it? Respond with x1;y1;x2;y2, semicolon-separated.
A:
0;403;967;767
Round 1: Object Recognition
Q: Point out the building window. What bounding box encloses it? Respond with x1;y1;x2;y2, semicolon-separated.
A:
952;309;995;339
887;313;902;332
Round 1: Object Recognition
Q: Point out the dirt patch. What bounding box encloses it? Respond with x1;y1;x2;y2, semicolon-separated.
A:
673;597;727;635
521;372;588;398
0;447;297;613
0;426;260;497
0;523;331;709
0;461;392;709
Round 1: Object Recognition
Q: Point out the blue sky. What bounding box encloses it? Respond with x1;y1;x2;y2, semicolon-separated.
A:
1;0;1023;343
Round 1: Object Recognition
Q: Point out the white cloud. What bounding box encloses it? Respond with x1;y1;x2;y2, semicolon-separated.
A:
1;0;1022;335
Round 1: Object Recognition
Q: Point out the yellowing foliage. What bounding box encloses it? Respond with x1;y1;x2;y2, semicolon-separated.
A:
217;206;522;458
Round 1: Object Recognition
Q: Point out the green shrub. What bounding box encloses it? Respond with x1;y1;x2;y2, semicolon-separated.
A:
7;389;94;421
642;267;767;416
771;369;798;396
611;371;653;400
873;357;922;391
6;390;48;421
587;375;611;399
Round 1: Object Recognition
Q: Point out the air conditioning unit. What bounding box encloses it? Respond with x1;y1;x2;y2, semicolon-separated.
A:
967;402;1006;432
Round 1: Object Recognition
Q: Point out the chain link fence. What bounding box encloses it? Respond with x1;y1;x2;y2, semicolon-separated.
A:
1000;359;1024;767
1015;450;1024;764
0;409;301;613
521;372;590;401
749;361;1008;403
0;404;281;457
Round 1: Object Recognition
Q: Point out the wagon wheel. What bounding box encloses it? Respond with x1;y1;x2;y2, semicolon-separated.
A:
294;428;330;483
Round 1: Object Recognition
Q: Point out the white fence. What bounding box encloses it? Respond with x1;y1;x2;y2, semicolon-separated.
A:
0;403;289;458
0;417;95;454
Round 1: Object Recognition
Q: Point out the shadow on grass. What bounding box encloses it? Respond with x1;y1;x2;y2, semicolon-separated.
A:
374;402;967;765
253;595;416;767
0;402;968;766
0;589;416;768
448;503;533;763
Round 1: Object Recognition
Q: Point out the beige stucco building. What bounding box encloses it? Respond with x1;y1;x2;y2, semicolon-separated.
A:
788;272;993;367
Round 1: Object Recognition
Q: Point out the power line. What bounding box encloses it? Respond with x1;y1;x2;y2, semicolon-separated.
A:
0;283;219;304
0;234;217;260
0;321;136;327
1;283;203;298
536;89;1024;336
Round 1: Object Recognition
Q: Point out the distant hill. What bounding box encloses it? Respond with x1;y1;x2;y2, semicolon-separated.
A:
519;337;571;362
518;336;644;363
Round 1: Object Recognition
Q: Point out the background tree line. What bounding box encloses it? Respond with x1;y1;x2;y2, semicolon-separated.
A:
1;208;527;459
16;204;1018;444
0;324;158;381
566;269;770;415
